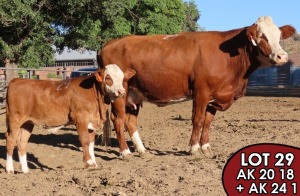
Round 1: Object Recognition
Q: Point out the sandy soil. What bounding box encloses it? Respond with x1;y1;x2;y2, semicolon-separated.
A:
1;96;300;196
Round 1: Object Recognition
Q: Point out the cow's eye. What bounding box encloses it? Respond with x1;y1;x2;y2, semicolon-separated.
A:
105;75;113;87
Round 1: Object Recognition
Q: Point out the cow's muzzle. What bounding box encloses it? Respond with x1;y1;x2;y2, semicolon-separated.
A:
114;88;126;97
271;53;288;65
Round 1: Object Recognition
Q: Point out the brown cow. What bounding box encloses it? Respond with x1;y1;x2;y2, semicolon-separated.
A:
98;16;296;158
5;64;136;174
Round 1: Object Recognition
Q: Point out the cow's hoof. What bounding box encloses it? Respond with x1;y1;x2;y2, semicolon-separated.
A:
201;146;214;158
189;150;201;156
85;160;98;168
120;153;133;161
6;170;14;174
22;168;29;174
139;150;153;158
189;144;201;156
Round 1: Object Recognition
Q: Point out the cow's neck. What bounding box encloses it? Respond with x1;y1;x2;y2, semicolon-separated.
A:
221;28;260;99
222;27;261;78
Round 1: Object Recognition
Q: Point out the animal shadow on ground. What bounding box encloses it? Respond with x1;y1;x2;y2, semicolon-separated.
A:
170;116;190;121
29;129;121;161
1;128;121;171
94;136;123;160
29;132;81;152
149;149;190;157
248;119;300;123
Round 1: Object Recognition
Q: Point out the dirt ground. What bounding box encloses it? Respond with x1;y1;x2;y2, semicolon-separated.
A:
0;96;300;196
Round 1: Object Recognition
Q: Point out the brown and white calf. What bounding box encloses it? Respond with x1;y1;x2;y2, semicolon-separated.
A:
5;64;135;173
98;16;296;158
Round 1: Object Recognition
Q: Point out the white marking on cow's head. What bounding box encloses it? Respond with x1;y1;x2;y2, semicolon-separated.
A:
247;16;296;67
95;64;136;102
103;64;126;98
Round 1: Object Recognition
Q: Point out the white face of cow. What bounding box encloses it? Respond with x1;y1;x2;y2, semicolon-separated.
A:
103;64;126;99
249;16;295;67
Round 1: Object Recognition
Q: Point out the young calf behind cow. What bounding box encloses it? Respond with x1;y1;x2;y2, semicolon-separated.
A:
5;64;135;174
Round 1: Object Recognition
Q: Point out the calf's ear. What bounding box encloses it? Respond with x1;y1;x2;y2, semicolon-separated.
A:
123;68;136;82
279;25;296;39
95;69;104;82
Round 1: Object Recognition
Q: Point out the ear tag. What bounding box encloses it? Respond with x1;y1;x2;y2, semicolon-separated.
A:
251;37;257;46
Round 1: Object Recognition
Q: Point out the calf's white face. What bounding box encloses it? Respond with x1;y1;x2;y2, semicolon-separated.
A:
103;64;126;98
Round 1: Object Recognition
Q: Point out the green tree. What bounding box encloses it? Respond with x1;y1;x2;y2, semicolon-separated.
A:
0;0;55;68
182;0;201;32
0;0;201;68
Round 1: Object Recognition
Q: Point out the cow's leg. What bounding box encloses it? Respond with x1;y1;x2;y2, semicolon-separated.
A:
6;124;21;174
76;122;97;168
88;129;98;167
112;98;132;158
17;123;34;173
200;106;216;158
125;106;147;157
189;92;210;155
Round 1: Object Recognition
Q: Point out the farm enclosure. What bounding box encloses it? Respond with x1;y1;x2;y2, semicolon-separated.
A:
0;96;299;195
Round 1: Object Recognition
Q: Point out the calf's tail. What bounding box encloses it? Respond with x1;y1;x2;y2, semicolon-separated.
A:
101;109;111;148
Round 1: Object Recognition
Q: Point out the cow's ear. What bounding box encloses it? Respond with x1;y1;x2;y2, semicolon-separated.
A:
123;68;136;82
279;25;296;39
95;69;104;82
246;24;258;46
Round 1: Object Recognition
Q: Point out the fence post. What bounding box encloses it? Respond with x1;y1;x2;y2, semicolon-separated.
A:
27;70;31;79
63;64;66;79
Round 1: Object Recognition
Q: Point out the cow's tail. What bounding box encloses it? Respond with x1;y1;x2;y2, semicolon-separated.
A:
101;109;111;148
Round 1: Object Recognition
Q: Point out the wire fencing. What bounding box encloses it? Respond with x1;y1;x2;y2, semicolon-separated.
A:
1;65;300;108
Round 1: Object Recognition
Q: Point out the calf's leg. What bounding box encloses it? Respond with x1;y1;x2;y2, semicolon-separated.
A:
125;106;147;156
6;124;21;174
76;122;97;168
111;98;132;158
17;123;34;173
88;129;97;167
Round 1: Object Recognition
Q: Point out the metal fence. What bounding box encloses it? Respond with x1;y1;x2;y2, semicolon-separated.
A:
44;59;96;67
1;65;300;108
247;66;300;96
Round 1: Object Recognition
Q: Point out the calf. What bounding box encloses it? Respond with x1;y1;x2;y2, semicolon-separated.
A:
5;64;135;173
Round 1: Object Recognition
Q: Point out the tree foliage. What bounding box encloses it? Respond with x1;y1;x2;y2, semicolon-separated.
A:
182;0;201;32
0;0;55;68
0;0;201;68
